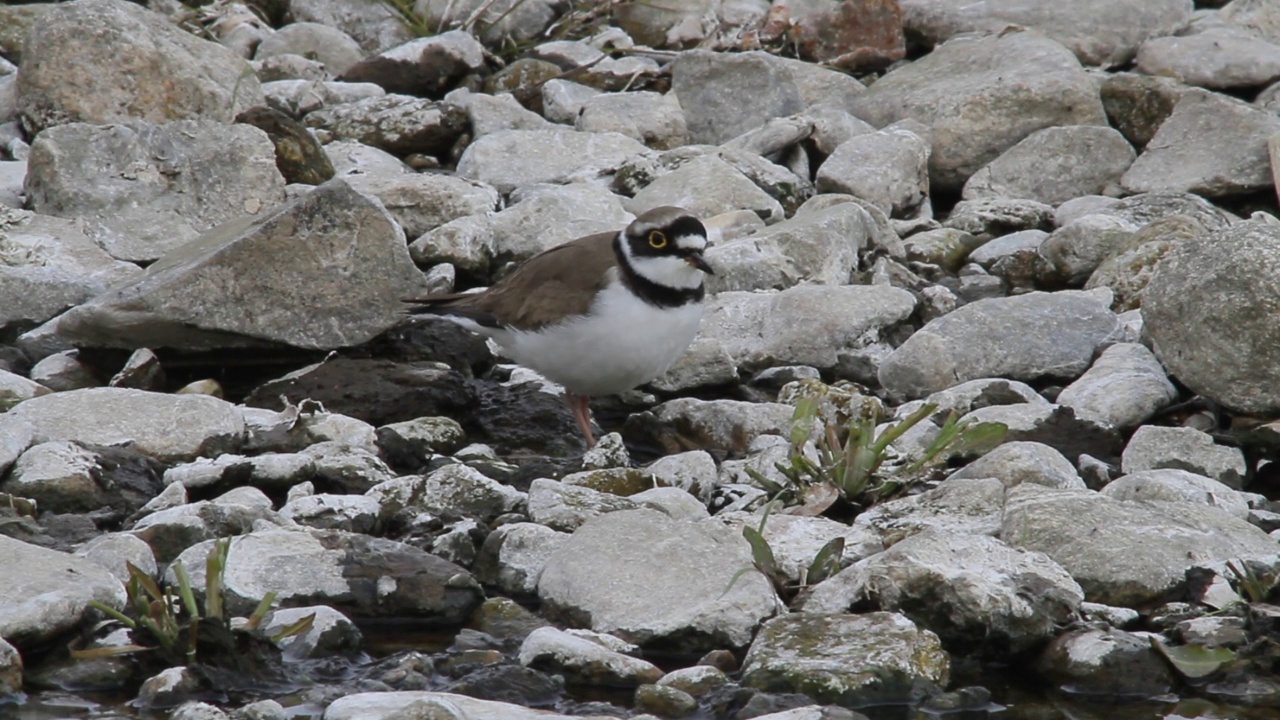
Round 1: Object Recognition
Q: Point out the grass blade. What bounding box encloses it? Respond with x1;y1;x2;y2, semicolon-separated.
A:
246;591;278;631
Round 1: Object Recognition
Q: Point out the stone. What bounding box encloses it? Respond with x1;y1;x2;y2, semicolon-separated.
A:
0;636;19;696
2;441;164;515
878;290;1121;400
263;605;362;658
576;91;689;150
1086;212;1222;312
815;127;930;217
645;451;721;503
1100;72;1189;150
376;416;466;467
73;532;158;585
671;51;804;145
948;441;1085;490
367;464;524;522
1136;28;1280;90
1041;214;1140;286
775;0;907;70
8;388;243;463
960;403;1122;463
849;30;1107;192
962;126;1135;205
414;0;557;44
457;128;648;194
1100;469;1249;519
538;509;777;651
542;79;601;125
518;627;663;687
741;612;949;707
1121;89;1280;197
628;154;784;226
1143;218;1280;414
474;522;569;596
943;197;1055;237
343;171;497;240
0;370;48;412
854;477;1006;547
16;0;264;133
303;94;468;157
650;337;740;394
1037;627;1175;697
22;120;283;262
323;691;607;720
130;499;287;564
1121;425;1247;490
453;90;548;137
1055;343;1177;430
279;494;380;533
286;0;413;54
262;79;386;117
253;22;366;76
526;478;639;533
339;31;485;98
717;511;884;585
48;179;427;352
642;399;794;456
0;535;125;648
254;54;329;83
634;683;698;717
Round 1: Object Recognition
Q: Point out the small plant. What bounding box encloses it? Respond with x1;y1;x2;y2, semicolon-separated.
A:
725;501;846;604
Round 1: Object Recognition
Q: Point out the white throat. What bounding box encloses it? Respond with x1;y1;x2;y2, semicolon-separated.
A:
618;233;706;290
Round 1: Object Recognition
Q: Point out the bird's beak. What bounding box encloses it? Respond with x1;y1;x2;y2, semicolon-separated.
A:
685;252;714;275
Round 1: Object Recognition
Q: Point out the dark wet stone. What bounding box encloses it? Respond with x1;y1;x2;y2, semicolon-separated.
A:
355;316;495;377
448;664;563;707
470;380;585;456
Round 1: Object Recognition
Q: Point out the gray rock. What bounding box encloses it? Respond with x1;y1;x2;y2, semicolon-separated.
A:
1055;196;1124;226
0;535;125;647
130;497;287;564
1041;214;1140;286
741;612;948;706
1100;469;1249;519
475;522;569;596
902;228;982;272
948;441;1085;490
303;94;468;157
279;494;380;533
899;0;1193;66
73;532;158;585
1086;213;1223;312
943;197;1055;237
962;126;1135;205
263;79;386;118
164;452;316;492
48;178;426;351
24;120;284;262
855;476;1007;546
542;79;601;125
1;440;164;515
769;55;865;111
631;486;708;521
699;285;917;372
345;171;497;239
576;91;689;150
0;370;48;412
457;128;647;194
960;402;1122;463
9;388;243;463
323;691;609;720
1001;483;1280;606
254;54;329;83
1100;72;1189;150
339;31;485;98
1121;89;1280;197
1221;0;1280;45
0;636;18;696
815;127;930;217
1121;425;1247;490
671;50;804;145
805;531;1083;656
254;22;366;76
879;290;1121;400
325;139;409;178
538;509;777;651
170;702;230;720
803;103;877;156
366;464;524;522
1038;626;1175;697
414;0;557;44
718;511;884;585
452;90;548;137
1136;27;1280;90
518;626;662;687
649;337;740;394
648;399;794;455
645;451;721;503
0;159;22;208
170;528;482;621
376;416;466;466
16;0;264;133
849;30;1107;192
526;478;638;532
286;0;414;54
1055;343;1178;430
628;154;785;226
300;442;396;493
263;605;362;658
1143;218;1280;414
897;378;1049;421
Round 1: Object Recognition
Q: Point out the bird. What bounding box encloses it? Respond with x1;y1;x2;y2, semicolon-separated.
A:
405;206;714;448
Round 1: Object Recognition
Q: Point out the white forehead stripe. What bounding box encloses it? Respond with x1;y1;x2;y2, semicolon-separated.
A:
674;233;707;251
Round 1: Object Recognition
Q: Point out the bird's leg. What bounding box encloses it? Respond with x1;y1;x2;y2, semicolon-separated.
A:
565;390;597;448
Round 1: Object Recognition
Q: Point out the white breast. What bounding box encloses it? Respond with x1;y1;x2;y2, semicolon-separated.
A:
497;280;704;397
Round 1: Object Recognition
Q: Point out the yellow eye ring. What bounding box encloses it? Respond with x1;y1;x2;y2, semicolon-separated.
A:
648;230;668;249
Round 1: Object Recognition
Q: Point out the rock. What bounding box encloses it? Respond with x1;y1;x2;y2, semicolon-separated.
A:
286;0;413;54
962;126;1135;205
263;79;386;117
1055;343;1177;430
8;388;243;463
898;0;1193;66
805;531;1083;656
1;441;164;515
0;209;143;334
344;171;497;239
849;30;1107;192
1121;425;1246;490
775;0;906;70
855;477;1006;546
542;79;601;125
943;197;1055;237
642;399;794;455
323;691;608;720
645;451;721;503
576;91;689;150
518;626;663;687
741;612;948;707
453;90;548;136
1037;627;1175;697
699;286;915;377
456;127;647;194
16;0;264;133
948;441;1085;490
0;636;19;696
170;529;482;621
1041;214;1139;286
538;509;777;651
634;683;698;717
74;532;158;585
50;179;427;352
1143;218;1280;414
303;94;468;157
960;402;1122;463
170;702;230;720
474;522;568;596
656;665;730;697
339;31;485;98
368;464;525;522
416;0;557;44
1100;72;1188;149
1086;213;1222;312
903;228;982;272
815;127;930;217
376;416;466;468
1121;89;1280;197
255;54;329;83
279;494;380;533
24;120;285;262
1136;28;1280;90
1100;468;1249;519
130;498;287;564
650;337;739;393
703;203;881;292
1001;483;1280;607
263;605;362;658
0;369;48;411
718;512;884;585
671;51;804;145
879;290;1121;400
253;22;366;77
628;154;785;226
526;478;639;533
0;535;125;647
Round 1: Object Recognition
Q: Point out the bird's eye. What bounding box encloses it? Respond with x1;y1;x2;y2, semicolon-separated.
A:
648;230;668;249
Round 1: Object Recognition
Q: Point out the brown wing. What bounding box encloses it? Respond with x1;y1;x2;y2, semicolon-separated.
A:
406;231;618;331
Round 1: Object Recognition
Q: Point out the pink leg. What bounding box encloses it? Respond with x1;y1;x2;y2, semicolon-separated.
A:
564;391;597;448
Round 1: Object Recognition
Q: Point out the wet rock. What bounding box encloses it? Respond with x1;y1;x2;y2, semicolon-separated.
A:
1055;343;1178;430
962;126;1135;205
253;22;366;77
741;612;949;707
526;479;639;533
475;522;569;596
538;509;777;651
303;94;468;157
879;290;1121;400
0;535;125;647
1121;425;1246;490
170;528;483;622
1136;27;1280;90
815;127;930;218
628;154;785;226
339;31;485;98
849;30;1107;191
855;477;1006;546
1001;483;1280;606
323;691;606;720
805;531;1083;656
376;416;466;468
576;91;689;150
1100;469;1249;519
457;127;647;194
671;51;804;145
1121;89;1280;197
1143;218;1280;414
1037;626;1174;697
2;441;164;515
48;179;427;351
948;441;1085;490
9;388;244;463
16;0;264;133
131;498;287;564
519;627;662;687
263;605;362;658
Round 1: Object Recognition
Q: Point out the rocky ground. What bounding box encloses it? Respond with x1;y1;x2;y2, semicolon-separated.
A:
3;0;1280;719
